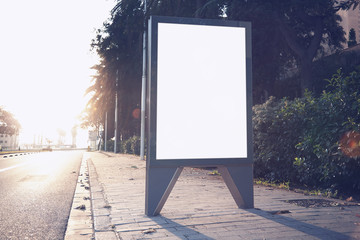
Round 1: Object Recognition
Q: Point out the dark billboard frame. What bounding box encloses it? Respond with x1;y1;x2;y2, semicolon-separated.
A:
146;15;253;216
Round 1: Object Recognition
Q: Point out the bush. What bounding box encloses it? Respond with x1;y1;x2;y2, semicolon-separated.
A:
102;139;121;153
130;136;141;155
103;136;141;155
253;96;306;182
122;138;132;154
294;69;360;192
253;68;360;193
121;136;140;155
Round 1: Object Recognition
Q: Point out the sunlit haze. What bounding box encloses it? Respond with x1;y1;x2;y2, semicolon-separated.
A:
0;0;115;147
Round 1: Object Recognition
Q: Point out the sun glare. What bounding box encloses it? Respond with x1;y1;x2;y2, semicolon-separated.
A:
0;0;115;148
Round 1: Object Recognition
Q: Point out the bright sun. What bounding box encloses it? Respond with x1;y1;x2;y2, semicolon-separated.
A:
0;0;115;147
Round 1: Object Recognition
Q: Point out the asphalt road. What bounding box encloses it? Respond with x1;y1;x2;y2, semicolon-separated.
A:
0;151;83;240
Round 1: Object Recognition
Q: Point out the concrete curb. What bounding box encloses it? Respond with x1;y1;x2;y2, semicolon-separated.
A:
64;153;94;239
87;157;119;240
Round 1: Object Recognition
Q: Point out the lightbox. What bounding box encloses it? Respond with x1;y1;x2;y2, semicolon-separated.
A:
147;16;252;166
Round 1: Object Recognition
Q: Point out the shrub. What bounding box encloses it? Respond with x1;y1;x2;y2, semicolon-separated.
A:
130;135;141;155
253;68;360;193
102;139;121;153
253;96;304;182
103;136;141;155
294;69;360;192
122;138;133;154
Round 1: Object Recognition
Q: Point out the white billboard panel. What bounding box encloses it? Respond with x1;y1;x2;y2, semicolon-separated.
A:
156;23;247;160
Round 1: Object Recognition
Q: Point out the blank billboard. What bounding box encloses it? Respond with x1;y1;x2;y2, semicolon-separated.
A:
154;21;248;160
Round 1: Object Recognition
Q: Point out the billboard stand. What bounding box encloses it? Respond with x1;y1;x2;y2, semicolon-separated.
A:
218;165;254;208
146;16;253;216
146;165;253;216
145;167;183;216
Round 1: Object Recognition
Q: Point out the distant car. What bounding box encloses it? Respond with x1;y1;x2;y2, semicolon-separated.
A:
42;147;52;152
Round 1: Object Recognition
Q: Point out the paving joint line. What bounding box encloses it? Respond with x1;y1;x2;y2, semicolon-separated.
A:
87;157;119;240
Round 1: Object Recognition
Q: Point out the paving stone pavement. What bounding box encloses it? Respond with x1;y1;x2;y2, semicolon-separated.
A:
66;152;360;240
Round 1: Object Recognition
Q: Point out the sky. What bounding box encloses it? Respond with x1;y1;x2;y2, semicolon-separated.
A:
0;0;115;146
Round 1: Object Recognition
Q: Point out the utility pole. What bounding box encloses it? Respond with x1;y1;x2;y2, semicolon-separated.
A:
105;111;108;151
140;0;147;160
114;66;119;154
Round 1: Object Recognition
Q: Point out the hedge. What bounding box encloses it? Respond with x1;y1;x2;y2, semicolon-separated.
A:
102;135;141;155
253;68;360;194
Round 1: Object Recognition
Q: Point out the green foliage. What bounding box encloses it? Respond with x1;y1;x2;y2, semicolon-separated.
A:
84;0;359;136
102;139;118;152
295;69;360;191
0;107;21;135
254;179;290;190
226;0;355;97
208;170;221;176
253;96;304;182
122;136;140;155
102;135;140;155
129;136;141;155
253;69;360;193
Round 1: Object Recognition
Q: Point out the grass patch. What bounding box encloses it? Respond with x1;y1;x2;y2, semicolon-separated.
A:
254;178;360;203
208;170;221;176
254;179;290;190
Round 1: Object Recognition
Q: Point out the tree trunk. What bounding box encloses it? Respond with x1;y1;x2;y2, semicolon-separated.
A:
300;57;313;95
274;12;323;97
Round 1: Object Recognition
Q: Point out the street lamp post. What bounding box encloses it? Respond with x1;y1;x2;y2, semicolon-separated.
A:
105;111;108;151
114;67;119;154
140;0;147;160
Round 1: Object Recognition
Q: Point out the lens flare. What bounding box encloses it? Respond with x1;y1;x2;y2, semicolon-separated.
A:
339;131;360;158
132;108;140;119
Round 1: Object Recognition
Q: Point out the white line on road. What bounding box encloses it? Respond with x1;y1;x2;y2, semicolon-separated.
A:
0;162;28;173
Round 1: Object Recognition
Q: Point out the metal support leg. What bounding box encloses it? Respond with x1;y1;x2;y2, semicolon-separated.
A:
218;164;254;208
145;166;184;216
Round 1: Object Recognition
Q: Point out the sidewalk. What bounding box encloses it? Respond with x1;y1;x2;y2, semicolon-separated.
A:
66;152;360;240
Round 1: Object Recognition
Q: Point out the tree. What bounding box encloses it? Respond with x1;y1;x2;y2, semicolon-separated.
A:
348;28;357;47
0;107;20;136
57;128;66;145
223;0;293;101
224;0;359;96
81;63;114;133
86;0;222;141
84;0;359;137
86;0;144;141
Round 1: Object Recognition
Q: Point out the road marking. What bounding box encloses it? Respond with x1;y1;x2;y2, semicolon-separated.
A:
0;162;28;173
